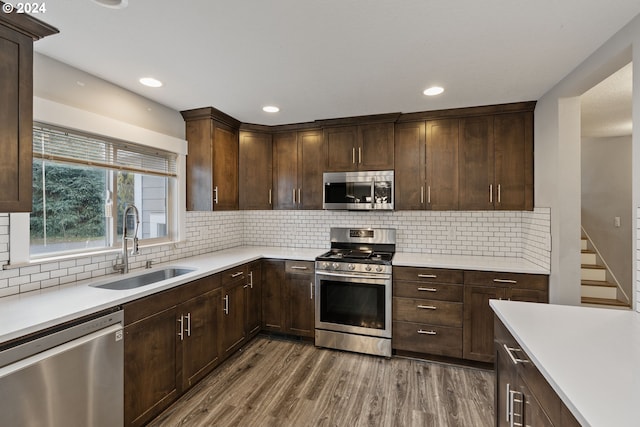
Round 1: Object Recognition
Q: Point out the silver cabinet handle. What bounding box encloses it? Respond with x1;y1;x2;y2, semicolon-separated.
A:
177;316;184;341
417;330;436;335
417;305;437;310
494;279;517;284
231;271;243;278
352;147;356;164
248;271;253;289
418;274;437;278
298;188;301;205
269;189;272;205
310;282;313;300
489;184;493;203
503;344;529;365
418;287;437;292
185;313;191;337
223;295;229;314
506;383;511;422
427;186;431;204
292;188;296;204
420;186;424;204
358;147;362;164
214;186;219;204
290;266;309;270
498;184;501;204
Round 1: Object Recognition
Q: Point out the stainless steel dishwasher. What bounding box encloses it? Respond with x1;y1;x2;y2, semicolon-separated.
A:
0;308;124;427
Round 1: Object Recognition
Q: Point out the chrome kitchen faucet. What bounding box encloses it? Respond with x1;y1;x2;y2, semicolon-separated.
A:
113;204;140;274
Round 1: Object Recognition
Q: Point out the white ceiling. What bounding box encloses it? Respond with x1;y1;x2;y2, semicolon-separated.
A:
28;0;640;126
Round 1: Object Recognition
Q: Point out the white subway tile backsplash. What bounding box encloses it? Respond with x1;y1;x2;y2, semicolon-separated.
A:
0;208;551;297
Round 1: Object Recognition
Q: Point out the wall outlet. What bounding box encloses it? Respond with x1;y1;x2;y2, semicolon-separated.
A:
614;216;621;228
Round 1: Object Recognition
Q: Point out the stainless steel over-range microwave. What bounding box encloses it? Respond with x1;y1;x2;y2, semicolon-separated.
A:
323;170;394;210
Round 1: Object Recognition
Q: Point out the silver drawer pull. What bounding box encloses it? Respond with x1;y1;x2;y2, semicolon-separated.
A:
417;330;437;335
290;266;309;270
231;271;244;278
494;279;517;284
504;344;530;365
417;287;437;292
418;274;437;278
417;305;437;310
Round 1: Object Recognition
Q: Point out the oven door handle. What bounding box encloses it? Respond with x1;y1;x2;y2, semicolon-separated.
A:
315;271;391;281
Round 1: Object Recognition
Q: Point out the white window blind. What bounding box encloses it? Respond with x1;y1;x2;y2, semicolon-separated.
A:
32;123;177;177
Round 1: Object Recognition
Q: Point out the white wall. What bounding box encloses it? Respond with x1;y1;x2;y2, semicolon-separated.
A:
534;13;639;308
581;136;632;300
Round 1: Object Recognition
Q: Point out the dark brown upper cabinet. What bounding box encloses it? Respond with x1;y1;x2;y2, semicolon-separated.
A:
239;130;272;210
395;102;535;211
273;129;325;209
0;10;57;212
181;107;240;211
323;115;397;172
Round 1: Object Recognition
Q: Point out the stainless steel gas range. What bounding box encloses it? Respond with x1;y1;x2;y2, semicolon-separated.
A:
315;228;395;357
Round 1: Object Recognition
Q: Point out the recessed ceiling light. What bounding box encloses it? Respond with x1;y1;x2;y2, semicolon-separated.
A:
262;106;280;113
423;86;444;96
139;77;163;88
91;0;128;9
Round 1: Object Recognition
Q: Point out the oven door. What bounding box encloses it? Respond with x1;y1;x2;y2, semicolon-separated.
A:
315;270;391;338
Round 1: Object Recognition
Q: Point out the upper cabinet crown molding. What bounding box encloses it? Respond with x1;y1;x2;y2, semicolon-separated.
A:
396;101;536;123
0;2;59;40
181;106;241;129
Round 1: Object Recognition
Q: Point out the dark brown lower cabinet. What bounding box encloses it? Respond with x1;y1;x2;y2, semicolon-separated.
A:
285;261;315;338
262;259;315;337
221;269;247;359
463;271;548;363
123;274;222;427
246;261;262;337
495;318;580;426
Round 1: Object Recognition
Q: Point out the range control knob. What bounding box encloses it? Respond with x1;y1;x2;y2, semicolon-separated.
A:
321;262;329;269
375;265;383;273
332;263;340;270
365;265;372;272
348;264;356;271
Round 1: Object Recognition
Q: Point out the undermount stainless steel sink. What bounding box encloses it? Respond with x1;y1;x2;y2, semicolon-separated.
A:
91;268;196;290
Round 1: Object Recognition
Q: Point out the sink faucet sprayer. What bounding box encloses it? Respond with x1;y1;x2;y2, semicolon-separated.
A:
114;204;140;274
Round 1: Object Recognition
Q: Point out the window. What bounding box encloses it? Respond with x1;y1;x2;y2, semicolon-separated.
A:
30;124;177;257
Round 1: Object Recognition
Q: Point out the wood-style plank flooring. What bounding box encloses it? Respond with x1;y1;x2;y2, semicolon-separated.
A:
149;336;495;427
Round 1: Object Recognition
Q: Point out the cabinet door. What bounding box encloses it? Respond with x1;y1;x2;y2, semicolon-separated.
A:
273;132;298;209
459;116;494;210
325;126;358;171
246;262;262;337
286;261;315;337
261;260;286;332
0;26;33;212
185;119;214;211
239;131;272;209
509;288;548;303
358;122;394;170
212;124;239;210
494;112;534;210
426;119;459;210
463;285;503;362
394;122;425;210
124;306;179;427
495;337;519;427
180;287;222;391
221;278;246;358
298;130;325;209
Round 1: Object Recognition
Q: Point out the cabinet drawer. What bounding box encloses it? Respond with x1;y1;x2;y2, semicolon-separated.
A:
393;281;463;302
393;297;462;327
221;265;248;286
285;261;314;275
464;270;548;291
393;321;462;358
394;267;463;284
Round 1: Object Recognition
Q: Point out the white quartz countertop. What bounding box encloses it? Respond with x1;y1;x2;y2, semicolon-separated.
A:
490;300;640;427
0;246;324;344
0;246;548;345
393;252;549;274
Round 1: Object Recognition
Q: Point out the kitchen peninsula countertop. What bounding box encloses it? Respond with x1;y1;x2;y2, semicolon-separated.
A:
491;300;640;427
0;247;548;345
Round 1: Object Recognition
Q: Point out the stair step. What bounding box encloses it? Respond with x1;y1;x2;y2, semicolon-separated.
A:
581;279;616;288
581;296;630;308
581;238;588;250
580;251;596;264
581;264;607;281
